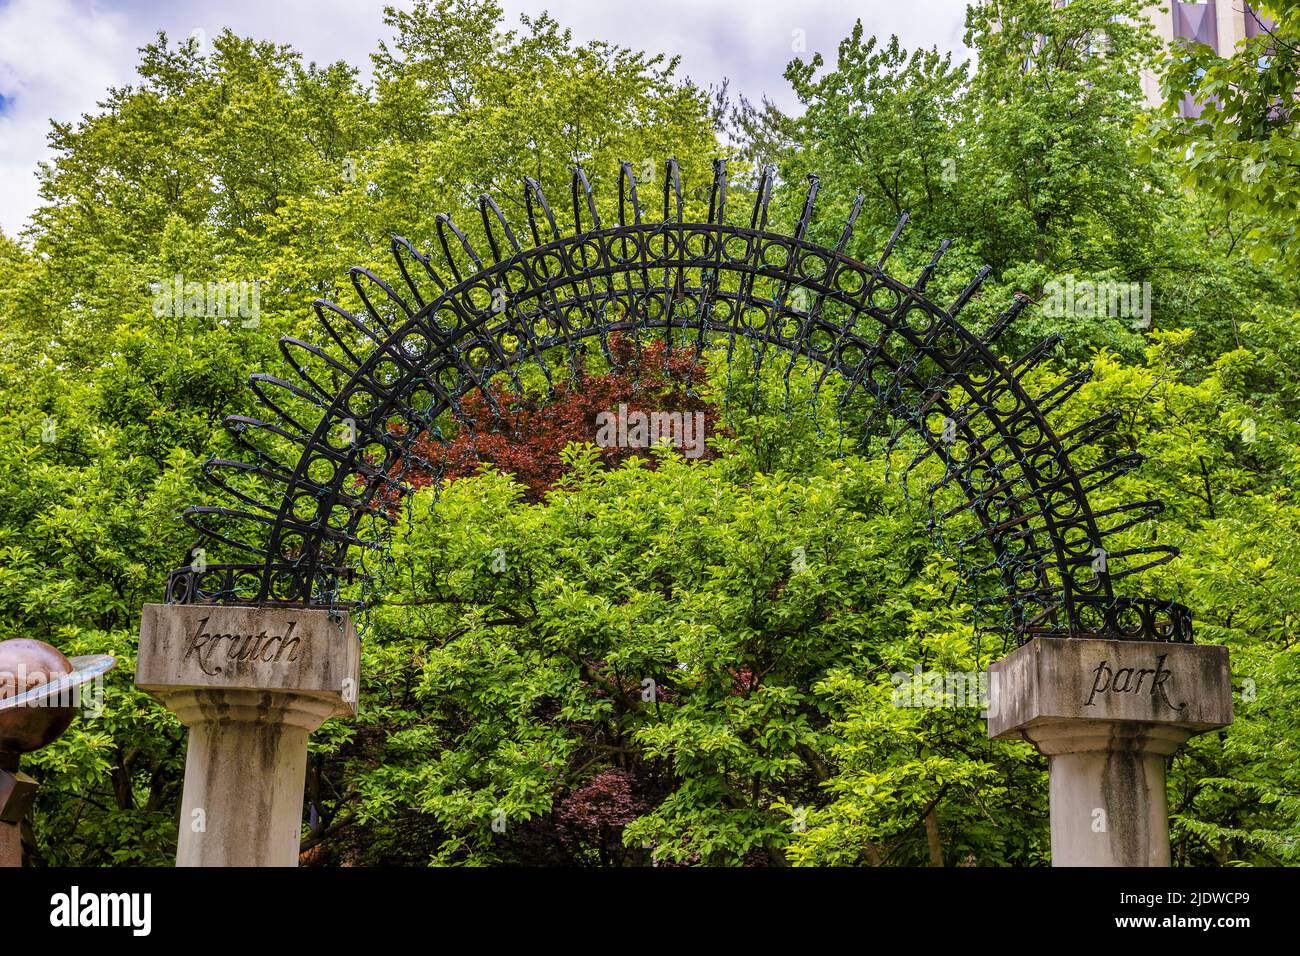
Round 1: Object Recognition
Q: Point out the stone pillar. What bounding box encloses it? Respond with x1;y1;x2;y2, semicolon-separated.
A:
988;637;1232;867
136;604;360;867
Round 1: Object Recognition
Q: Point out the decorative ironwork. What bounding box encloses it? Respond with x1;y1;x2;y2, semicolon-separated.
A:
165;160;1191;644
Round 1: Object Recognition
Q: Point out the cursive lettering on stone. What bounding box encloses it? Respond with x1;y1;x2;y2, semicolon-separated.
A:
183;618;303;676
1085;653;1185;712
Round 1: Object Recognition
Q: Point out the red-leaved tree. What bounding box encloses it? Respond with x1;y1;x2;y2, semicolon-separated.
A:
399;336;719;500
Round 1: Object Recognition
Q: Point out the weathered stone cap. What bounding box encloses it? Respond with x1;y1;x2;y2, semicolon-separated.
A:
136;604;360;718
987;636;1232;741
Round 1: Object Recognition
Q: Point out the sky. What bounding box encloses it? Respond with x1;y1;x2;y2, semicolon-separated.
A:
0;0;973;237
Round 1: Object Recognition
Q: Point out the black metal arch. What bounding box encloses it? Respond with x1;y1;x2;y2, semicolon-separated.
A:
167;160;1191;644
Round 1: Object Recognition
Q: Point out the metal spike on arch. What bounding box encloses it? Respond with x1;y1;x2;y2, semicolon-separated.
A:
167;159;1192;645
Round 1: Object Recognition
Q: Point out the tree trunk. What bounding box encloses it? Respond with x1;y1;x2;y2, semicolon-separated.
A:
924;809;944;867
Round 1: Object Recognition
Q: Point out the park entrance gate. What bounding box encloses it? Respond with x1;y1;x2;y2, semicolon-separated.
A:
132;161;1229;868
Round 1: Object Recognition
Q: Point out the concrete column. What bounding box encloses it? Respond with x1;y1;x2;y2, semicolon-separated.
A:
136;604;360;867
988;637;1232;867
168;689;343;866
1216;0;1247;52
1141;0;1176;109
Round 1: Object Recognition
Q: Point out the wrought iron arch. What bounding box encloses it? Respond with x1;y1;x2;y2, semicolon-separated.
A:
167;160;1191;644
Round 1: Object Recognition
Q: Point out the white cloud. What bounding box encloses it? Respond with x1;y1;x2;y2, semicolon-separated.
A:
497;0;972;114
0;0;973;238
0;0;136;237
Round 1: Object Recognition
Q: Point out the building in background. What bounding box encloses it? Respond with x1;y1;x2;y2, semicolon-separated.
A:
1139;2;1271;114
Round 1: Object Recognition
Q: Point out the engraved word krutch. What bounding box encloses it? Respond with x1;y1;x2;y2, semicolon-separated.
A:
183;617;304;676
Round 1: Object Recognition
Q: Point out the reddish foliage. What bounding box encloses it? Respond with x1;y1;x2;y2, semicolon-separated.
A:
399;336;719;501
555;768;648;849
727;666;758;696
